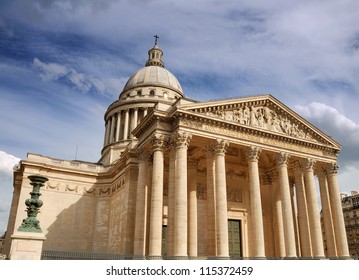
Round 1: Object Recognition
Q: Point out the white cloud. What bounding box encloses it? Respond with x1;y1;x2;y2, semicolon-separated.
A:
0;151;20;177
295;102;359;168
295;102;359;144
33;58;125;98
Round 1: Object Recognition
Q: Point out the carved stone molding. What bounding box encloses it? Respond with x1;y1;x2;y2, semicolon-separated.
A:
197;183;207;200
264;170;278;184
227;186;243;203
187;156;198;169
244;146;262;161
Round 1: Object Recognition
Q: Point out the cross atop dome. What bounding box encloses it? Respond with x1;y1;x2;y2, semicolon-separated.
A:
154;34;159;46
145;34;164;67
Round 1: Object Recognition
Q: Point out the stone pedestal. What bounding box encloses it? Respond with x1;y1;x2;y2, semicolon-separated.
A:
9;231;46;260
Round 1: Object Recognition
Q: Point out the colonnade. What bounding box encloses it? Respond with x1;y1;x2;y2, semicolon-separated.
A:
132;132;349;259
103;107;149;146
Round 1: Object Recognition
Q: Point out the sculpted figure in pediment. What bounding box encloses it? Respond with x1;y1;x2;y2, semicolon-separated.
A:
202;104;316;141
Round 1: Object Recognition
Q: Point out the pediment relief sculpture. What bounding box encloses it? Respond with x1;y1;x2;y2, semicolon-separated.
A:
194;104;317;142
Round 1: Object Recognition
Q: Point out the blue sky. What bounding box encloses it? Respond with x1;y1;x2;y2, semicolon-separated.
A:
1;0;359;233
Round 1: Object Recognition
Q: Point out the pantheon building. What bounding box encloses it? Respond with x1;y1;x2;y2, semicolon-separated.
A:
3;40;349;259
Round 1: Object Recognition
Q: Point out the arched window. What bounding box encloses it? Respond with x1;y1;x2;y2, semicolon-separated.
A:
137;90;142;96
150;90;155;96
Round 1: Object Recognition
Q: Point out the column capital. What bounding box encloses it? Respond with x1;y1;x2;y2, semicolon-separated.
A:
303;158;316;171
244;146;262;161
150;134;167;151
171;131;192;149
324;162;339;175
213;139;229;155
275;152;290;166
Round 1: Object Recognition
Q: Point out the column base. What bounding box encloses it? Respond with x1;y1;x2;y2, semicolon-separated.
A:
147;255;163;260
283;256;298;260
207;256;231;260
248;256;267;260
167;255;189;260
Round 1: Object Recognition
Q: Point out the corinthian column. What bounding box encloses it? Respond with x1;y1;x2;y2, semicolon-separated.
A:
148;134;165;259
294;163;312;258
276;152;297;258
303;159;325;258
134;149;148;257
188;156;198;258
245;146;265;259
173;132;192;258
214;139;229;258
325;163;350;258
204;145;217;257
318;169;337;258
166;143;176;257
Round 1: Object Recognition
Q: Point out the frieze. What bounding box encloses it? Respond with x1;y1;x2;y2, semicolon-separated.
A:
43;175;126;197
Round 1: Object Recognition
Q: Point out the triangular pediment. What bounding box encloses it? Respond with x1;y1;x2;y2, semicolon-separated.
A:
175;94;340;148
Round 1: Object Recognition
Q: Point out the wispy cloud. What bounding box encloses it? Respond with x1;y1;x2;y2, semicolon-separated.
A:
33;58;126;98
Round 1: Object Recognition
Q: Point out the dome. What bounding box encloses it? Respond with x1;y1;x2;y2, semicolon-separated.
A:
121;37;184;97
123;65;183;95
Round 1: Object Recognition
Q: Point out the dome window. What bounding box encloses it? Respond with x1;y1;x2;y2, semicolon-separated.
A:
137;90;142;96
150;90;155;96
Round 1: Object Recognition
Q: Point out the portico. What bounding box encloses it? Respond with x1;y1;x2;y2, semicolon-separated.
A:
131;94;349;259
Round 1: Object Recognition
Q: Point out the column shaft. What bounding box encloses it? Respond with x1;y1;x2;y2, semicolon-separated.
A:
123;109;129;140
205;147;217;257
134;151;148;257
148;136;165;258
173;132;191;258
166;147;176;257
326;163;350;258
304;159;325;258
318;171;337;257
276;153;297;258
115;111;121;142
294;167;312;257
214;140;229;258
273;181;286;258
188;158;198;258
246;146;265;258
104;120;110;146
109;115;115;144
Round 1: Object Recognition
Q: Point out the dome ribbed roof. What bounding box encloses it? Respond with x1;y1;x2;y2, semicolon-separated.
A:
123;65;183;94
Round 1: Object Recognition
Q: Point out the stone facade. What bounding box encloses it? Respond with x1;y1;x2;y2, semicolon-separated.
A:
3;41;350;259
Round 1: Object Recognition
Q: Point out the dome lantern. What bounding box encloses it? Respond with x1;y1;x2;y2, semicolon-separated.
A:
145;34;164;68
